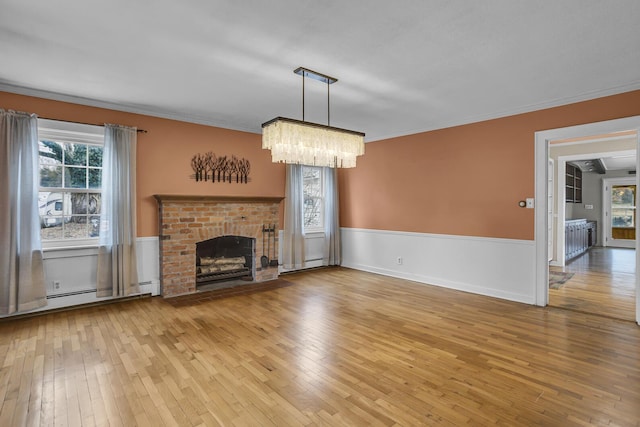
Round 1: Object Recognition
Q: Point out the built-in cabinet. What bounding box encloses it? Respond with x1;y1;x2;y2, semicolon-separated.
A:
565;219;597;262
565;163;582;203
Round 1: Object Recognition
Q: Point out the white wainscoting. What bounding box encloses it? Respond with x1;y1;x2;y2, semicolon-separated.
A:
14;237;161;316
136;236;160;296
278;231;326;272
341;227;536;304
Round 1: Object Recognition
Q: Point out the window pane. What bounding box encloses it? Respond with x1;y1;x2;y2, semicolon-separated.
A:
303;168;322;198
40;165;62;187
304;197;322;228
64;143;87;166
39;191;64;216
64;217;89;239
65;167;87;188
302;166;323;229
39;140;63;164
89;216;100;237
40;220;63;240
88;168;102;189
88;193;101;215
612;187;635;206
69;193;87;214
88;146;103;167
612;209;635;227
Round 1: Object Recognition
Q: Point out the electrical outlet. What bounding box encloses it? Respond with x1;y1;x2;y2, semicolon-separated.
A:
396;257;403;265
53;280;61;290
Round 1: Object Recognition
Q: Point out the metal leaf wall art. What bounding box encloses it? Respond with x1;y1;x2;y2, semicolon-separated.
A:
190;152;251;183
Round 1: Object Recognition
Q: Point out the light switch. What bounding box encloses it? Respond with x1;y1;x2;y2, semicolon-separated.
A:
526;198;535;209
585;204;594;210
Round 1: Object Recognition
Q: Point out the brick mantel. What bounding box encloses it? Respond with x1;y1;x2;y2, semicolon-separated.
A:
154;194;283;297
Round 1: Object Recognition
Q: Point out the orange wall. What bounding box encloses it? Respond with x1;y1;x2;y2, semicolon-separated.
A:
5;89;640;241
0;91;286;237
339;90;640;240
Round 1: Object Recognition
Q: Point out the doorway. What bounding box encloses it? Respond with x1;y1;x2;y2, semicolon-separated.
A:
548;144;636;320
534;116;640;325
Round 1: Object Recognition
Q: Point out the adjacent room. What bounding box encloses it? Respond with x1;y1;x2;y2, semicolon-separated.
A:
1;1;640;425
548;133;637;321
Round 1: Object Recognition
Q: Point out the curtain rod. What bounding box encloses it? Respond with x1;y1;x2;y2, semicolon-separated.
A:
40;117;148;134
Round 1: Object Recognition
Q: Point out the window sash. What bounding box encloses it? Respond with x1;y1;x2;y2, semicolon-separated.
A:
37;119;104;247
302;166;324;232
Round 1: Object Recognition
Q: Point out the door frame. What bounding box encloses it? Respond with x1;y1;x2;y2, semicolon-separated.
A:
534;115;640;325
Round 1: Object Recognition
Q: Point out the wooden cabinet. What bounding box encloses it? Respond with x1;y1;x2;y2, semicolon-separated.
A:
566;164;582;203
565;219;596;262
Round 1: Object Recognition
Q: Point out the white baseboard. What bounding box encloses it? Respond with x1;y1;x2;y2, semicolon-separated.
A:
341;227;536;304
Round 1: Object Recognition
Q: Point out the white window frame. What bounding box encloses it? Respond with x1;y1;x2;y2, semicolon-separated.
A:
37;119;105;249
302;166;325;233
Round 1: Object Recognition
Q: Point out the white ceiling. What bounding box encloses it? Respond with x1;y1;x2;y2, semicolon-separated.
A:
601;155;636;172
1;0;639;142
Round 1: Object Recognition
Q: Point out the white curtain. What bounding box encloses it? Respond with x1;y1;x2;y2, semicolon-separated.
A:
97;124;139;297
0;110;47;314
282;164;306;269
323;167;341;265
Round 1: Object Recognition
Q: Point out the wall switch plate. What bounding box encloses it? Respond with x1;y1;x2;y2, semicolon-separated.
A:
526;198;535;209
585;204;594;210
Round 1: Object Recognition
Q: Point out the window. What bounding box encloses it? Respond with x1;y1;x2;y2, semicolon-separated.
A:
302;166;324;231
611;184;636;228
37;119;105;246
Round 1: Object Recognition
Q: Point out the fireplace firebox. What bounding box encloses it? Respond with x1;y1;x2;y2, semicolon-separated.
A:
196;235;255;286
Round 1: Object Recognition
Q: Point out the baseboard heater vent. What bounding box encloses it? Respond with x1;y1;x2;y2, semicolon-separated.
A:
47;289;96;299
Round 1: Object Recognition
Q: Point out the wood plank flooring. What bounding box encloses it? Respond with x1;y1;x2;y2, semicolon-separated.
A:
1;267;640;426
549;247;636;322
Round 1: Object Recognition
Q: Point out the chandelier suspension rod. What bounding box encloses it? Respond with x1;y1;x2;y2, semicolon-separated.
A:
296;67;338;126
327;81;330;126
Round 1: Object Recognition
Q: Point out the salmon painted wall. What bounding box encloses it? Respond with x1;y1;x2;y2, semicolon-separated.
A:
339;90;640;241
0;91;286;237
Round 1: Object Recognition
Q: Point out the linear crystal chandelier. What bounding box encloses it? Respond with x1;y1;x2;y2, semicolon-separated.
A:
262;67;365;168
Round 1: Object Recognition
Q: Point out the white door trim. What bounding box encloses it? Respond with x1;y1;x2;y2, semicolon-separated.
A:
534;116;640;325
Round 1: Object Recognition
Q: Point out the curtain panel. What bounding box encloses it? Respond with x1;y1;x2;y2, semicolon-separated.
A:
323;167;341;265
0;110;47;314
97;124;139;297
282;164;306;269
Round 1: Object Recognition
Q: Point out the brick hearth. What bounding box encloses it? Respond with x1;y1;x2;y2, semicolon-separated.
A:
154;195;283;297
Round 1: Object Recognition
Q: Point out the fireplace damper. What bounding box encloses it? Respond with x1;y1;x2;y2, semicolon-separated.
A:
196;235;255;286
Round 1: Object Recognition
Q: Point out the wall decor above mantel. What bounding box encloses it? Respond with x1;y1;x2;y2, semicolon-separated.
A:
190;152;250;183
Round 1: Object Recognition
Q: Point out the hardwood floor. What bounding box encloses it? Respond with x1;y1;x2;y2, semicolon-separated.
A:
549;247;636;322
1;267;640;426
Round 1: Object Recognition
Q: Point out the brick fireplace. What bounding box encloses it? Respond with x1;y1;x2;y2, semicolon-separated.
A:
154;195;283;297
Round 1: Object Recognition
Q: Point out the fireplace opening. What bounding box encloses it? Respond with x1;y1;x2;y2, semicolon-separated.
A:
196;235;255;287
